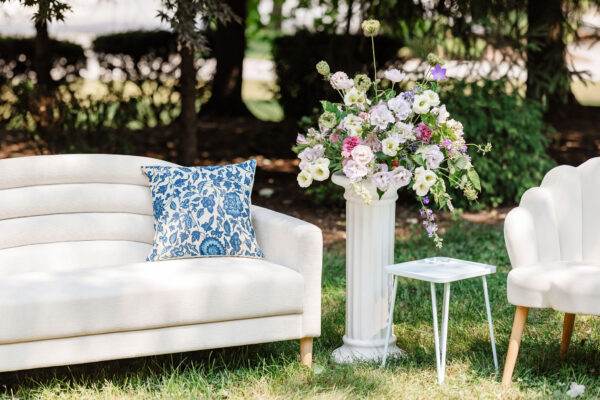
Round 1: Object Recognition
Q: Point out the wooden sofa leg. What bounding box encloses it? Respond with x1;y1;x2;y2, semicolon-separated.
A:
300;338;313;367
502;306;529;389
560;313;576;358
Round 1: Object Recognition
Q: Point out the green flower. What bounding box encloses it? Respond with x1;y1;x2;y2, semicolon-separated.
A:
426;53;445;67
361;19;380;37
319;111;338;129
316;60;330;76
354;74;372;92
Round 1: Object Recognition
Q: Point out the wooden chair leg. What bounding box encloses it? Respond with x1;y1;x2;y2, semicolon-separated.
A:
300;338;313;367
560;313;576;358
502;306;529;389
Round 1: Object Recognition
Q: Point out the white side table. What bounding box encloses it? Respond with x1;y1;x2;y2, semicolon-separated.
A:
382;257;498;384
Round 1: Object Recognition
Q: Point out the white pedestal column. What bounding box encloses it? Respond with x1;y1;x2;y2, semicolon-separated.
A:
331;172;404;363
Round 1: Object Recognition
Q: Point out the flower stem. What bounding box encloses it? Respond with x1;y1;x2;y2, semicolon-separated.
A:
371;36;378;102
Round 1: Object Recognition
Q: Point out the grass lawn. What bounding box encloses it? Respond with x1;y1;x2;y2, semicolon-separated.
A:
1;221;600;399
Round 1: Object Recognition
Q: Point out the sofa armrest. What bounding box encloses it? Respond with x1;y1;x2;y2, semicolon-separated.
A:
251;205;322;338
504;206;539;269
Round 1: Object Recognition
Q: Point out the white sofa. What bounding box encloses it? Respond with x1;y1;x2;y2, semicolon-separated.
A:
0;154;322;372
502;157;600;387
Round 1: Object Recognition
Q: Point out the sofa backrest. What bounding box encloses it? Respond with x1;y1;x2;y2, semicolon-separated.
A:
0;154;176;276
517;157;600;265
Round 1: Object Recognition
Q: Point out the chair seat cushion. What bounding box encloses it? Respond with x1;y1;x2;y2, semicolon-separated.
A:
0;258;304;344
507;262;600;315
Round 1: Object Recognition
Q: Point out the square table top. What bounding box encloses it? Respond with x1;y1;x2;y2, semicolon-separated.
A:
384;257;496;284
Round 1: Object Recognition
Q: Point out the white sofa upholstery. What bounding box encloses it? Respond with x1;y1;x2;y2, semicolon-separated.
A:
502;157;600;387
0;154;322;372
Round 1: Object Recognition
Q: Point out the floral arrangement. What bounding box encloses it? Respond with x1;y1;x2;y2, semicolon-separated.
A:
293;19;491;247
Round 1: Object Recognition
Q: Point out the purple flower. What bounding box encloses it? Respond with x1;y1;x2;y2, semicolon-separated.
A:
423;196;430;205
431;64;447;80
459;145;468;153
401;88;417;103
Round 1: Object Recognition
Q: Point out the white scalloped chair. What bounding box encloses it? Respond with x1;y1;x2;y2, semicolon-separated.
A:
502;157;600;387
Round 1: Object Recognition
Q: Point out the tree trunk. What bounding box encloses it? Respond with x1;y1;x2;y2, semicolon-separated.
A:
345;0;354;35
178;45;198;165
526;0;577;117
34;19;52;92
203;0;250;116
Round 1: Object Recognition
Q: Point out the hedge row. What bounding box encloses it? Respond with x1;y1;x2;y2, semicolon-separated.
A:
0;37;85;84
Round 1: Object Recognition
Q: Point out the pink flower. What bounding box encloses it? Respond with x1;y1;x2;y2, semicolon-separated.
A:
415;123;432;142
342;136;362;153
359;112;370;121
329;131;340;142
341;150;351;158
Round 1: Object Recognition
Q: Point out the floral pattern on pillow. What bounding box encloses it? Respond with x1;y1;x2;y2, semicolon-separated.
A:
141;160;264;261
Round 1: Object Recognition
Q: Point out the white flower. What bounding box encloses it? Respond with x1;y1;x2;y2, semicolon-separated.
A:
566;382;585;398
384;68;406;83
344;87;367;108
309;163;330;181
298;145;325;170
395;122;415;143
342;159;369;182
432;104;449;124
414;166;437;187
373;171;391;192
446;118;464;139
297;170;313;188
350;145;375;165
417;145;444;170
369;105;395;130
314;157;330;167
342;114;364;137
330;71;354;90
381;137;400;157
423;89;440;107
352;182;372;205
412;180;430;196
390;166;412;187
412;94;430;114
387;96;411;121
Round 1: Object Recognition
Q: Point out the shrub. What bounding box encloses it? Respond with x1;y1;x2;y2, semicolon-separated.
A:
0;37;85;84
272;31;403;119
92;30;179;82
440;79;556;207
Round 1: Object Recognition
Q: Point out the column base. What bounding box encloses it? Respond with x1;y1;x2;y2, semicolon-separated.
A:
332;336;405;363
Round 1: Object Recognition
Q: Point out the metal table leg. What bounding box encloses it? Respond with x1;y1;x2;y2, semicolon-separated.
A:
482;276;498;370
382;276;398;367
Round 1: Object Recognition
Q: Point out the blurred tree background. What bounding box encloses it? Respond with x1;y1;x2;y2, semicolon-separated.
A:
0;0;598;208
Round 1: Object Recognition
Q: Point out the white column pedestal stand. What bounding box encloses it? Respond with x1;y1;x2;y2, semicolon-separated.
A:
331;172;404;363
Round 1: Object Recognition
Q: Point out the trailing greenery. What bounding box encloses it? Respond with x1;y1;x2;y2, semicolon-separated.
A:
440;80;556;207
0;36;85;84
272;31;403;119
1;220;600;399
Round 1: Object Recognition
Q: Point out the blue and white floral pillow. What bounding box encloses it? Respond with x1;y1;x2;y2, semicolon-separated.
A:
141;160;264;261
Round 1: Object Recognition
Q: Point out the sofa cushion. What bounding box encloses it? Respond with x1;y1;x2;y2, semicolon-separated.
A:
142;161;264;261
507;261;600;314
0;257;303;344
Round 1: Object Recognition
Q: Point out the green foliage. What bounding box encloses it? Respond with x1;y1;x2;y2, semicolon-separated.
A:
272;31;403;119
440;79;556;207
2;80;181;154
157;0;235;52
0;36;85;84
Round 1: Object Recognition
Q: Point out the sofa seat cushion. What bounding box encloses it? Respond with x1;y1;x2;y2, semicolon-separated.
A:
0;258;304;344
507;261;600;314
